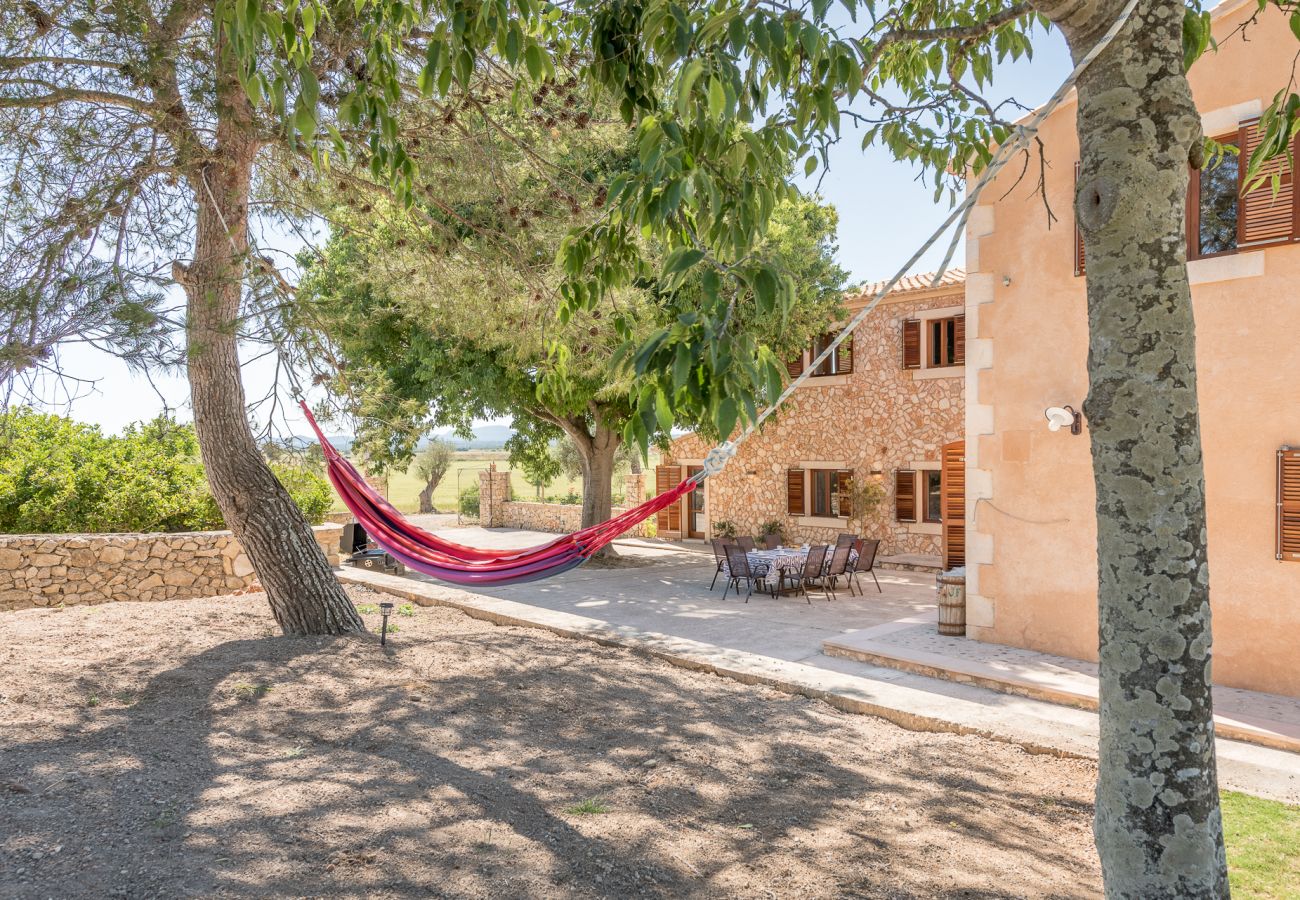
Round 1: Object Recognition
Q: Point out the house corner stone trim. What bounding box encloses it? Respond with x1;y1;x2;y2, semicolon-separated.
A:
964;209;997;633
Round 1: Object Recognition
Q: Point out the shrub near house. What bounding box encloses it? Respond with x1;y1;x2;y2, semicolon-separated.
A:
0;409;331;533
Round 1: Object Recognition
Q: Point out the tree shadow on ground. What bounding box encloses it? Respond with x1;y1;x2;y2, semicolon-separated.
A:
0;601;1100;899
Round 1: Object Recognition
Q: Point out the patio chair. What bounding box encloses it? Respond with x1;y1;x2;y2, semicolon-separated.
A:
736;535;756;552
823;545;853;600
722;544;771;602
784;544;830;604
846;538;882;595
762;533;781;550
836;533;857;550
709;538;730;590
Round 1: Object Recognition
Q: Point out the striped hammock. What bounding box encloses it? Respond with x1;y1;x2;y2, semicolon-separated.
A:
301;403;694;585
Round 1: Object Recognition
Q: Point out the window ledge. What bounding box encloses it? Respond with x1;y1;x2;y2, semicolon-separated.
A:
911;366;964;381
796;516;848;528
797;374;851;388
1188;250;1264;285
909;522;942;536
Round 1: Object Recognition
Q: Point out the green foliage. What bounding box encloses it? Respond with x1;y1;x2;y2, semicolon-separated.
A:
269;461;334;525
757;519;787;542
711;519;738;539
459;483;481;518
0;409;330;533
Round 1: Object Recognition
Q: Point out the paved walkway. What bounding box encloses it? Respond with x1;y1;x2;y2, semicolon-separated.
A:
825;621;1300;755
341;526;1300;803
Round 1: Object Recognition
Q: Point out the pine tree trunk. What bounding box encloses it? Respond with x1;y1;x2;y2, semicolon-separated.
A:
178;24;363;637
1042;0;1228;894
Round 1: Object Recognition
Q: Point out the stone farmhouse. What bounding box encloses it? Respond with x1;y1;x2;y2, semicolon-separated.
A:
657;0;1300;701
963;0;1300;698
659;271;967;570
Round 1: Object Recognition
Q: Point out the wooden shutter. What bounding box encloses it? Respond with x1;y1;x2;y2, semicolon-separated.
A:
787;468;805;516
655;465;681;534
1239;119;1297;247
837;470;853;518
942;441;966;569
1074;162;1086;276
901;320;921;370
786;353;804;379
895;469;916;523
952;315;965;366
835;335;854;375
1280;448;1300;562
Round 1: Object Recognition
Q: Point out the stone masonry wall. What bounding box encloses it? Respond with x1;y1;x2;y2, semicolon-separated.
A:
499;500;652;538
481;469;652;537
0;524;343;612
666;287;965;556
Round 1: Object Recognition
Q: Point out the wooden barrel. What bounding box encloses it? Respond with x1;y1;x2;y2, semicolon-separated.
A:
936;573;967;636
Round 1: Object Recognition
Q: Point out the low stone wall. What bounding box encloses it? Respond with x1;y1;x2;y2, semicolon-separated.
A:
0;524;343;612
499;501;652;538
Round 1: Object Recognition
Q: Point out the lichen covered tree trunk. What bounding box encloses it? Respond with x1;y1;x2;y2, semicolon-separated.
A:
180;27;363;636
1042;0;1228;895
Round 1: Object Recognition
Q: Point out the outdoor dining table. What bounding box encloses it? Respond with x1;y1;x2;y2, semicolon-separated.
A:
722;546;858;595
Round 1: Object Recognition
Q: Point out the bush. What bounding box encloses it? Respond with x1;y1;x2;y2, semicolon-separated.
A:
712;519;738;539
0;409;333;532
270;462;333;525
459;482;480;517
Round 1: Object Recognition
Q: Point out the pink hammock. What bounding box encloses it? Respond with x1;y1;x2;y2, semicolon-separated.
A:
301;403;695;585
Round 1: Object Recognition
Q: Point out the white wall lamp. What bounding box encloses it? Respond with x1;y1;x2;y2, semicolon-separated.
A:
1045;405;1082;435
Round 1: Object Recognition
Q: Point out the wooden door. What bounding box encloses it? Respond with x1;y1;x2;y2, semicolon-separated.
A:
686;465;705;538
941;440;965;570
655;465;682;537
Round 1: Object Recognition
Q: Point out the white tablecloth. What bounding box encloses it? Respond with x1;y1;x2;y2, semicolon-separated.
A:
721;547;856;578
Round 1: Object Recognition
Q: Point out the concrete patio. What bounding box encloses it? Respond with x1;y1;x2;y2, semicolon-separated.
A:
342;524;1300;803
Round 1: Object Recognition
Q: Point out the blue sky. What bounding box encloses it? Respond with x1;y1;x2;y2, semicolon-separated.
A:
42;28;1074;436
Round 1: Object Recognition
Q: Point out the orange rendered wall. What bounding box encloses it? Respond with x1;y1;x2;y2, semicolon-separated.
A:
966;0;1300;696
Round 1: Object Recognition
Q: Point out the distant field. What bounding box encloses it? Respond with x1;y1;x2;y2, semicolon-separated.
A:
331;451;584;514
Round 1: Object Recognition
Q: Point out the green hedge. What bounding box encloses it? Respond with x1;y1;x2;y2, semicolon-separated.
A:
0;409;332;533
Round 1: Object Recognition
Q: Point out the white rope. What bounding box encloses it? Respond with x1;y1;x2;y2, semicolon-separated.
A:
691;0;1140;483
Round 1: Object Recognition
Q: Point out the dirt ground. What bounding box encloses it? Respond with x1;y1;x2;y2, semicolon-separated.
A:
0;586;1102;899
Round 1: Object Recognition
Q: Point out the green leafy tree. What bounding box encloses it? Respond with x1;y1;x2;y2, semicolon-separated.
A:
296;145;845;532
506;418;565;500
414;439;454;513
241;0;1300;890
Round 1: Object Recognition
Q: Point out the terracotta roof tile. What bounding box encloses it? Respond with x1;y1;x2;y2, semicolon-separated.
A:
849;267;966;301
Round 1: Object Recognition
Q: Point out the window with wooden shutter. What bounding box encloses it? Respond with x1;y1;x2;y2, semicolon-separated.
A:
786;353;804;380
655;465;682;534
787;468;805;516
1074;162;1086;277
895;469;917;523
902;320;921;369
835;336;854;375
953;315;965;366
1279;448;1300;562
942;441;966;570
1239;119;1297;248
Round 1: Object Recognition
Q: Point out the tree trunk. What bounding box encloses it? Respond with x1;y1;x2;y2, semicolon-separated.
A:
1044;0;1227;894
556;415;621;537
180;24;363;636
578;426;620;532
417;480;436;514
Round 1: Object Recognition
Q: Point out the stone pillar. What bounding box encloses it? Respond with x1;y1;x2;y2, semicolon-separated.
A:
624;472;645;506
479;465;512;527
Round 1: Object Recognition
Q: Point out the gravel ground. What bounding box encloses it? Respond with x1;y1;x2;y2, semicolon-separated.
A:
0;587;1102;898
